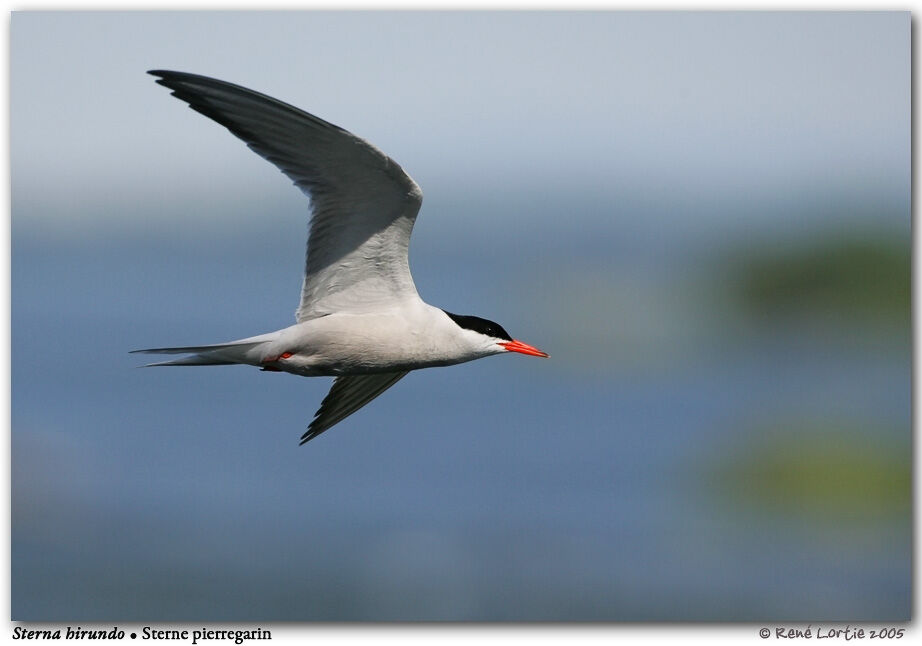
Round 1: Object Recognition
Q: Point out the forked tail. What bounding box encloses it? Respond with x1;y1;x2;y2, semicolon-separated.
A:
131;341;268;367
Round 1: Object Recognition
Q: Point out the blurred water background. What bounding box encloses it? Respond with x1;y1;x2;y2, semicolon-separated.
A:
11;12;910;620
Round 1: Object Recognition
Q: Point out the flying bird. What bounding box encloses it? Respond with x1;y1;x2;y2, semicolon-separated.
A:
134;71;548;444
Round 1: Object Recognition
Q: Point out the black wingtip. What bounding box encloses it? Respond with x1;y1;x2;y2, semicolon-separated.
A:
148;70;188;93
147;69;215;90
147;69;190;79
300;419;329;445
147;69;178;82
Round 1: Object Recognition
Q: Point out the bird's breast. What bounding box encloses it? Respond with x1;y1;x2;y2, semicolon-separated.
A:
280;307;474;375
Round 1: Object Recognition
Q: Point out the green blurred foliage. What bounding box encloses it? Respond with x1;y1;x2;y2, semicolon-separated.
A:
708;424;910;523
728;232;909;328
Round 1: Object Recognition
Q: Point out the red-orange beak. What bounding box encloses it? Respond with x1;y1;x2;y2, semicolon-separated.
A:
499;339;549;358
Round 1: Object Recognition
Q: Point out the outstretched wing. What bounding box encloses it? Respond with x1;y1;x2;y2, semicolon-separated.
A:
149;70;423;322
301;372;409;444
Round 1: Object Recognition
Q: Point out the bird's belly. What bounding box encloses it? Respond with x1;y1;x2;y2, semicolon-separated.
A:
305;342;464;375
285;319;468;376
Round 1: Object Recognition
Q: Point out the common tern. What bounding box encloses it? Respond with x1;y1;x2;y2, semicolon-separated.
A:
134;71;548;444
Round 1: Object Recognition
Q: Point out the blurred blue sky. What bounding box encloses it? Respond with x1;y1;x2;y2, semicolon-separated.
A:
12;11;907;236
11;11;910;621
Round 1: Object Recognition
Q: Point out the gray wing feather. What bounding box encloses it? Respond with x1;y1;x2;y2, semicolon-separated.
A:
149;70;423;322
301;372;409;444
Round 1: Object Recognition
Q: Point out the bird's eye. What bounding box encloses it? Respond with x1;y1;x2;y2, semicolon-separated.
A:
280;352;294;359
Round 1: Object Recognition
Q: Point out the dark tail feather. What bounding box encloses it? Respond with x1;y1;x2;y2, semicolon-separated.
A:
131;341;266;367
131;342;262;355
140;356;238;367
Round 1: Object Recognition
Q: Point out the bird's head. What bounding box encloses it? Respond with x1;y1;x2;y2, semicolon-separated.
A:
442;311;549;359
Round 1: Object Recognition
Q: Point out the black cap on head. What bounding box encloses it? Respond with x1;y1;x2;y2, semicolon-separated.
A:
442;310;513;341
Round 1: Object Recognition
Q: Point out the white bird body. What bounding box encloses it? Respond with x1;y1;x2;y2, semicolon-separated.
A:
162;304;505;376
135;71;547;443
